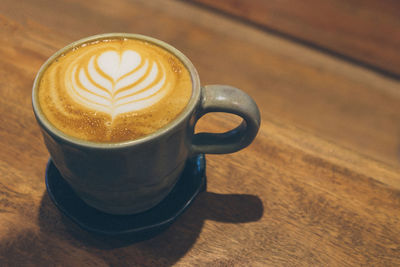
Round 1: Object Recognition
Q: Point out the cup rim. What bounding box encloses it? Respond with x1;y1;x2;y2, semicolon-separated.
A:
32;33;201;150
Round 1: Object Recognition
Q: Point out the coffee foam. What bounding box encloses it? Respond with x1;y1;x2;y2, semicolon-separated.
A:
38;38;192;142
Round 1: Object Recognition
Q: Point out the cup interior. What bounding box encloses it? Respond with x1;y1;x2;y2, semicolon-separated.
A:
32;33;201;149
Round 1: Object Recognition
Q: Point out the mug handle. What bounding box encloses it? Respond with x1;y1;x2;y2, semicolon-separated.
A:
191;85;261;154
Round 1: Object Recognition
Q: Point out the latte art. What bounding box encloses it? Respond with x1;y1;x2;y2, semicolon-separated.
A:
38;38;192;142
68;49;170;118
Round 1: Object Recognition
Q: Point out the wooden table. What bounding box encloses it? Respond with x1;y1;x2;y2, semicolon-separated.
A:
1;0;399;265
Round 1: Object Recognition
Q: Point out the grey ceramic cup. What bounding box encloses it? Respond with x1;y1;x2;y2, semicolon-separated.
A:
32;33;260;215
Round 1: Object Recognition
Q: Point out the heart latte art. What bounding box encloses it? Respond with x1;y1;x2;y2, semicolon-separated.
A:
69;49;169;118
38;39;192;142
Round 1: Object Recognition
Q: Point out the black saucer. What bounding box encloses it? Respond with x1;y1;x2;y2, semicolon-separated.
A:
45;154;206;240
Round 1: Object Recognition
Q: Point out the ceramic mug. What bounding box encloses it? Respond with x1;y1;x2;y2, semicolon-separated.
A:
32;33;261;215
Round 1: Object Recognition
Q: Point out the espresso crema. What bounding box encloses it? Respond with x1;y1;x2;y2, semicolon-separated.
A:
38;38;192;142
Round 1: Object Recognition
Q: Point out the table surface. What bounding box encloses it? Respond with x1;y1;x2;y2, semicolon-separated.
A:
1;0;400;266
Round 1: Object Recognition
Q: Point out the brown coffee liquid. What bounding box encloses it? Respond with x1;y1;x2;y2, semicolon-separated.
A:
38;38;192;143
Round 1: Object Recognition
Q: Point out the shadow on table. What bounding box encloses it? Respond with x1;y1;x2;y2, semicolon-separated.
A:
38;190;263;266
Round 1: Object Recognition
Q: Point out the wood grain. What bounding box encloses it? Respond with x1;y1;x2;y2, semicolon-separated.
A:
188;0;400;77
0;0;399;266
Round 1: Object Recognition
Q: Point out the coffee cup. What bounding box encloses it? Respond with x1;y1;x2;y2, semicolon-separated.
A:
32;33;260;215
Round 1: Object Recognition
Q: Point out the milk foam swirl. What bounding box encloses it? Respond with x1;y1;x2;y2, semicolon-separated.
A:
66;49;170;118
38;38;192;143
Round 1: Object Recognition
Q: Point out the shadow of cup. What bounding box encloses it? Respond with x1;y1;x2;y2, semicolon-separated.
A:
38;189;263;266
